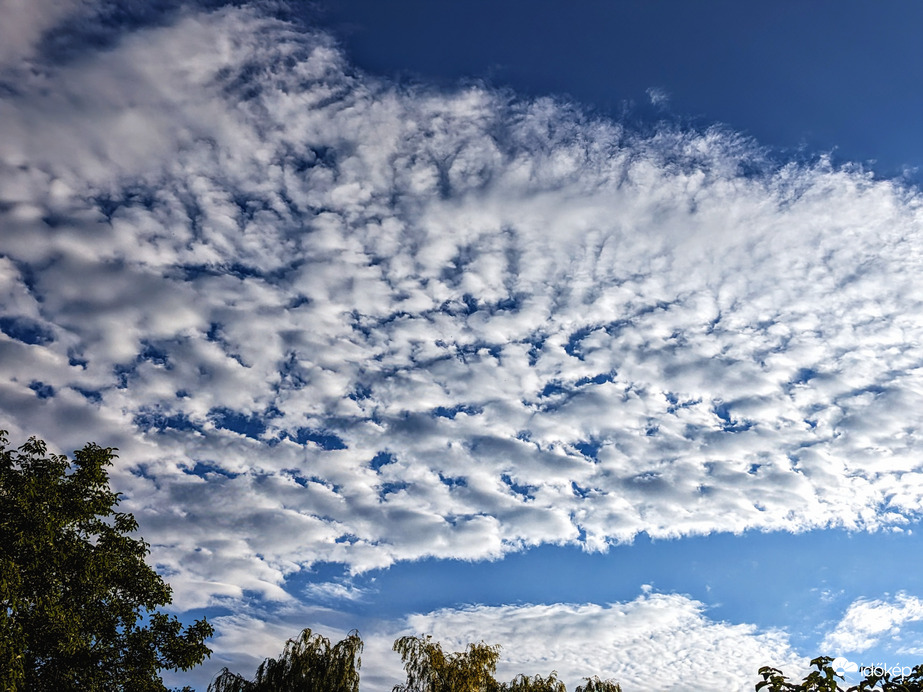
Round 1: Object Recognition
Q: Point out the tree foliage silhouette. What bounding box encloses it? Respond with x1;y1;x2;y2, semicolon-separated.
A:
393;634;502;692
574;676;622;692
392;634;622;692
207;627;362;692
0;431;213;691
503;672;567;692
757;656;923;692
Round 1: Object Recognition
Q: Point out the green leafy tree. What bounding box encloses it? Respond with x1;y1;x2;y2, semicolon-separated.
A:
208;627;362;692
0;431;213;691
575;676;622;692
393;634;621;692
501;671;567;692
393;634;502;692
757;656;923;692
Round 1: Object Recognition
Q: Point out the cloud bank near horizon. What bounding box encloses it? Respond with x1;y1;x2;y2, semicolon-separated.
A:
191;591;806;692
2;3;923;607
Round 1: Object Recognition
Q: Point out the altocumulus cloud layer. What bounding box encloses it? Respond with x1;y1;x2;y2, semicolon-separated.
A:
201;591;804;692
2;3;923;615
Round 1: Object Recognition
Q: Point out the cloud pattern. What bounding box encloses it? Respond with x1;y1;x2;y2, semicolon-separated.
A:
823;592;923;654
194;592;805;692
2;5;923;611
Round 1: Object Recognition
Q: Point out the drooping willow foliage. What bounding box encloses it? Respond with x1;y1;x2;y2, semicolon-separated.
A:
391;634;621;692
209;629;622;692
574;676;623;692
392;635;502;692
207;628;362;692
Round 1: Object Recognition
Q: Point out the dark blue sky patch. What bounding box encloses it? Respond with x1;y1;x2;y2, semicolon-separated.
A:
72;386;102;404
574;440;602;461
315;0;923;179
575;370;617;387
178;262;268;281
225;262;268;280
0;316;55;345
563;325;597;360
539;381;567;398
666;393;701;414
94;185;159;215
495;294;522;312
188;460;241;480
379;481;409;500
8;259;40;297
282;470;311;488
602;318;634;339
524;333;548;366
432;404;482;419
36;0;220;63
287;294;311;309
571;481;591;498
276;352;309;391
712;403;754;433
712;402;733;425
439;473;467;489
138;340;170;367
283;145;334;174
369;451;395;470
210;407;267;439
349;382;373;401
113;363;135;389
230;191;277;222
92;193;123;221
501;473;536;501
28;381;55;399
454;341;502;362
434;292;483;315
294;428;348;450
436;298;473;318
294;145;338;170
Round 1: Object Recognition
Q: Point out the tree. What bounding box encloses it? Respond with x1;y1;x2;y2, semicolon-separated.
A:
393;634;502;692
757;656;923;692
575;677;622;692
0;431;213;691
392;634;622;692
502;672;567;692
207;627;363;692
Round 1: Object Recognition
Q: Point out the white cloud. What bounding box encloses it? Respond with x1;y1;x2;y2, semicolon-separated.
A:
1;3;923;606
168;591;806;692
646;87;669;107
822;592;923;654
358;592;805;692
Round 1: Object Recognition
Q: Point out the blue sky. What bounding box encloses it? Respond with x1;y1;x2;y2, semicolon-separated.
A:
2;1;923;690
